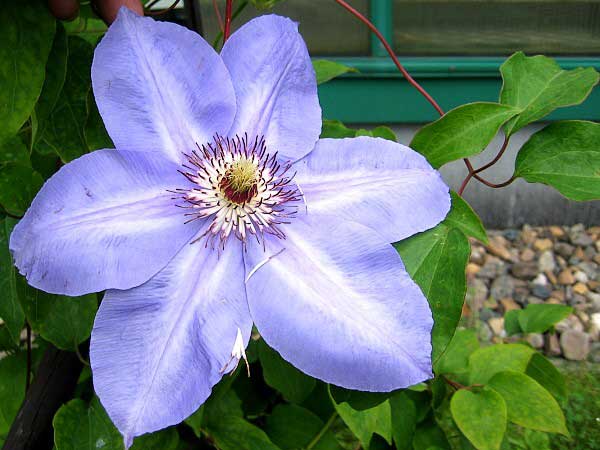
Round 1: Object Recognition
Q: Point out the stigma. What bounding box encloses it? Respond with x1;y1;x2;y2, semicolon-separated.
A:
173;135;300;248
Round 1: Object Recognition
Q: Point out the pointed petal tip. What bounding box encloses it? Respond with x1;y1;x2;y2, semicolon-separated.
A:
123;433;133;449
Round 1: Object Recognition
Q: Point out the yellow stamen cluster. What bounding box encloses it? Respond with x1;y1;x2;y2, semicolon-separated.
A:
227;158;257;194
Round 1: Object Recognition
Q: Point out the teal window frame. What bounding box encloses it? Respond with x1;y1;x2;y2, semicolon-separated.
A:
317;0;600;124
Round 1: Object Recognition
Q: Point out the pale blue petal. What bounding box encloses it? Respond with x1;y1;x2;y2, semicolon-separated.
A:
92;8;236;163
294;137;451;243
221;15;321;162
91;238;251;446
10;149;197;296
244;214;433;391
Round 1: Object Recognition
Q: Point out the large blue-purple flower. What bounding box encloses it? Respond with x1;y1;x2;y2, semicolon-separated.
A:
10;8;450;446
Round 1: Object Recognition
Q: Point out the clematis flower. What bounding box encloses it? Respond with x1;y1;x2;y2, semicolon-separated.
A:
10;8;450;446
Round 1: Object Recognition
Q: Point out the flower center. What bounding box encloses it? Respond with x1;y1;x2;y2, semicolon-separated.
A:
219;158;258;204
173;135;300;247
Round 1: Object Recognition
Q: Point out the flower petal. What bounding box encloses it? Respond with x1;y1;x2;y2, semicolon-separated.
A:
10;149;197;296
91;239;251;446
294;136;451;243
221;15;321;162
92;8;236;163
244;215;433;391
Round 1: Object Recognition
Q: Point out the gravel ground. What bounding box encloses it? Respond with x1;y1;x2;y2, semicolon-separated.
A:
464;224;600;363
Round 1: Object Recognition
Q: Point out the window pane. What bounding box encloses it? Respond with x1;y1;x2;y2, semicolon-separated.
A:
197;0;370;56
393;1;600;55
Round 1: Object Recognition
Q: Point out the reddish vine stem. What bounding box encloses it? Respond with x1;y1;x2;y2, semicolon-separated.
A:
333;0;444;116
213;0;224;33
457;136;515;195
223;0;233;43
335;0;517;194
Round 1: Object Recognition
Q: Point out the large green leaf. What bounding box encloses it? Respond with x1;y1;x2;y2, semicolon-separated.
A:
412;419;450;450
0;353;27;443
0;163;44;217
329;385;390;411
33;22;68;146
434;329;479;376
450;388;507;450
0;219;24;348
53;397;179;450
206;416;282;450
389;391;417;450
444;192;488;244
313;60;357;85
18;279;97;351
468;344;534;384
258;339;316;404
395;226;470;362
85;91;113;151
517;303;573;334
410;102;521;168
514;121;600;201
265;404;341;450
130;427;178;450
331;394;392;449
500;52;599;136
525;353;567;405
0;0;55;145
488;371;568;435
53;397;122;450
39;36;93;162
0;135;31;166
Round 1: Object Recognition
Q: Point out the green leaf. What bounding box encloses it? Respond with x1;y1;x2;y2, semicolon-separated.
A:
410;102;521;168
320;120;357;139
444;192;488;244
517;303;573;334
206;416;282;450
412;419;450;450
34;22;68;146
131;427;179;450
450;388;507;450
18;279;97;351
331;394;392;448
488;371;568;435
503;310;522;336
0;353;27;442
265;404;342;450
184;406;204;437
500;52;599;136
0;218;24;348
514;121;600;201
39;36;93;162
249;0;286;11
258;339;316;403
329;385;389;411
469;344;534;384
0;135;31;166
525;353;567;404
389;391;417;450
370;126;397;142
0;0;55;145
434;329;479;375
395;226;470;362
0;163;44;216
85;91;113;151
313;60;357;85
203;388;244;426
53;397;122;450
